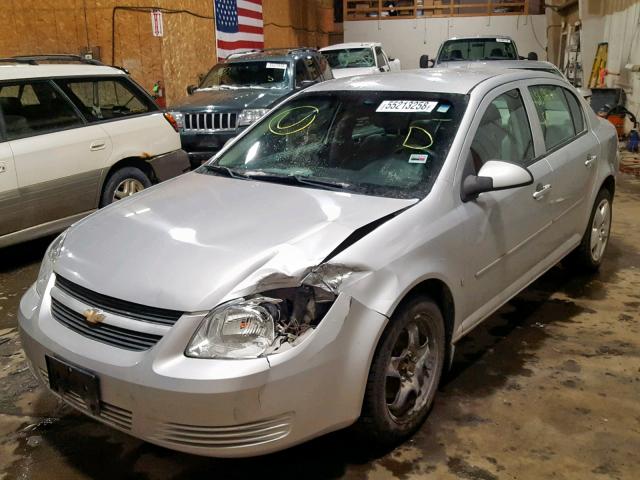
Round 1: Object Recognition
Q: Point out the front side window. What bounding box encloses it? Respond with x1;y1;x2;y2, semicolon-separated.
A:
529;85;580;150
0;81;83;140
207;91;468;199
199;61;290;90
57;77;155;122
439;38;518;62
470;89;534;170
322;48;376;69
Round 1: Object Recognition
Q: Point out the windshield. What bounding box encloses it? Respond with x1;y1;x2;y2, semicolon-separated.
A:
322;48;376;69
203;91;468;199
199;61;290;90
439;39;518;62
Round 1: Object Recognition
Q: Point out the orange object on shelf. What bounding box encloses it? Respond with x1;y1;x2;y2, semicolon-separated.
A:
607;113;625;138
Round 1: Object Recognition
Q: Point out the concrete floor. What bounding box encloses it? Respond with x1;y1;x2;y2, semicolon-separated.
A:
1;174;639;480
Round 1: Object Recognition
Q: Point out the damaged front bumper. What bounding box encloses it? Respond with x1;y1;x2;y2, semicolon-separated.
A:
18;284;387;457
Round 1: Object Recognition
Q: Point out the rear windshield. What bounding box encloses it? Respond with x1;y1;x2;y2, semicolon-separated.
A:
322;48;375;69
207;91;468;199
439;39;518;62
199;61;290;90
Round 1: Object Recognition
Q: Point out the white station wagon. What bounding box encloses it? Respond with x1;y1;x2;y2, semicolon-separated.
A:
19;67;617;457
0;55;189;248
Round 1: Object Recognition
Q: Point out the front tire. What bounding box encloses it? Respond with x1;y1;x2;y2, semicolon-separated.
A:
568;188;612;272
357;295;445;446
100;167;151;207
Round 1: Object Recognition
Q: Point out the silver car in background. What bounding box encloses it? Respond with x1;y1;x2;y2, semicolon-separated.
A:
19;68;618;457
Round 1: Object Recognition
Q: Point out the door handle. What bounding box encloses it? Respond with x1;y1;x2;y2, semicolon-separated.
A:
0;161;6;174
533;183;552;200
585;153;597;167
89;141;106;151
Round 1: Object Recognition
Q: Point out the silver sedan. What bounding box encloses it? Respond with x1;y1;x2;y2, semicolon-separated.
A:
18;68;618;457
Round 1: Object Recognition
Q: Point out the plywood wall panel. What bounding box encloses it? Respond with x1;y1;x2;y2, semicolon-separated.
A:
0;0;333;104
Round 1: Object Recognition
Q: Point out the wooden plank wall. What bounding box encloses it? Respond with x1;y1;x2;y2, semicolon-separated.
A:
0;0;333;105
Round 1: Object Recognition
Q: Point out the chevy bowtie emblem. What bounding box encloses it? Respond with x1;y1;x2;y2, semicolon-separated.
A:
83;308;106;325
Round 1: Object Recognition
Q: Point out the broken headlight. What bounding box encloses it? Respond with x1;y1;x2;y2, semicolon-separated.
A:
185;286;334;359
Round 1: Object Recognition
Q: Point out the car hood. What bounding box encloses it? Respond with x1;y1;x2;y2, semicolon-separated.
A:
55;173;416;312
172;88;288;111
331;67;379;78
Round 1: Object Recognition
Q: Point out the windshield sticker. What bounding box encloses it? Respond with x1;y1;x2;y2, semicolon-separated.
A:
436;103;451;113
409;153;429;164
496;38;511;43
267;62;288;70
402;125;434;150
376;100;438;113
269;106;319;135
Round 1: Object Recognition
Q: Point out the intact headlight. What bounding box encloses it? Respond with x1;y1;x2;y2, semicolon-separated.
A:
186;284;335;359
237;108;269;126
35;231;67;297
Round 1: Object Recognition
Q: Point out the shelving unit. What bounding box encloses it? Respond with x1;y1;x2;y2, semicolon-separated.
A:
344;1;539;21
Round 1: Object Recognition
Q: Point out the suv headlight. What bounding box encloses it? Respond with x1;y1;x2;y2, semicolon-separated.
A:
238;108;269;126
186;284;336;359
35;231;67;297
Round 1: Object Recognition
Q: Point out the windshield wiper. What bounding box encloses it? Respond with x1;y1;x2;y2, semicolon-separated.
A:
242;171;353;192
200;164;248;179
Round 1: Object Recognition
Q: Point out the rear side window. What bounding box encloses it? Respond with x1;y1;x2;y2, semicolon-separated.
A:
564;89;585;134
0;81;83;140
470;89;534;169
56;77;156;122
529;85;580;151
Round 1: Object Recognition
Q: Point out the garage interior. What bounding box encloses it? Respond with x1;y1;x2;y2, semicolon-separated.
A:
1;1;639;479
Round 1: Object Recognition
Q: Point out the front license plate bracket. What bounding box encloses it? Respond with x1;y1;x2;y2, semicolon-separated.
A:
45;355;101;415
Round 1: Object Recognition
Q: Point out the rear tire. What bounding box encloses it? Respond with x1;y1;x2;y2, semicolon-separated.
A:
567;188;612;272
100;167;151;207
356;295;445;447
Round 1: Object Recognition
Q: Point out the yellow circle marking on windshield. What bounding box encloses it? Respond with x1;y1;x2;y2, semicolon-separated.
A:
269;106;319;135
402;125;434;150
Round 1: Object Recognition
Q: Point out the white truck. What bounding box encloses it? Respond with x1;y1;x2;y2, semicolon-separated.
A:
320;42;401;78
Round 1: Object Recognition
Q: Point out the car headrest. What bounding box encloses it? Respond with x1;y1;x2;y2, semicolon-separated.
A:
0;97;21;115
450;49;463;60
490;48;505;58
481;104;502;125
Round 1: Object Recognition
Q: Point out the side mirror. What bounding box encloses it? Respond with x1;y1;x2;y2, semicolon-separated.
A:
527;52;538;61
186;84;197;95
462;160;533;202
297;79;318;90
419;54;432;68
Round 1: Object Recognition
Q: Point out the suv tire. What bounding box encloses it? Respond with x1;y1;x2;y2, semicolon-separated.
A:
567;188;612;272
357;295;445;446
100;167;152;207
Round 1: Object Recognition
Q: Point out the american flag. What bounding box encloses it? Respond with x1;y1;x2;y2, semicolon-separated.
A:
214;0;264;61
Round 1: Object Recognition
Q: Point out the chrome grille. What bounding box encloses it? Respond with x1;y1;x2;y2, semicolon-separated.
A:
51;298;162;351
39;369;133;431
183;112;237;132
56;276;182;326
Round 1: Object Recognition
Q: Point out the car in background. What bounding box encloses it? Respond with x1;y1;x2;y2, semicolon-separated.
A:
320;42;401;78
167;48;332;169
420;35;539;68
432;59;564;77
0;55;189;248
19;67;617;457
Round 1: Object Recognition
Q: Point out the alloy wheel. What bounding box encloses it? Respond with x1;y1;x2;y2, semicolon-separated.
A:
590;198;611;262
113;178;145;202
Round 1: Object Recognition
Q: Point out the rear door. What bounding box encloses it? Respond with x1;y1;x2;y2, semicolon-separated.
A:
0;107;18;238
526;83;599;246
5;79;112;231
457;83;557;330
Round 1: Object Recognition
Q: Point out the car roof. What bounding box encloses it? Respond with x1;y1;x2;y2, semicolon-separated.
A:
0;63;125;81
446;35;514;41
444;60;559;71
225;48;317;63
320;42;381;51
308;67;562;95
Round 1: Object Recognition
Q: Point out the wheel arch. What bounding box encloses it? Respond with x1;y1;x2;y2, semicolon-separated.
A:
601;174;615;197
101;156;156;192
390;277;456;369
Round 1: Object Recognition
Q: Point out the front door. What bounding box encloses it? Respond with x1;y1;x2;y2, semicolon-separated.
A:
456;84;557;331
